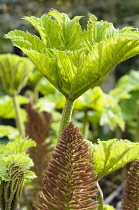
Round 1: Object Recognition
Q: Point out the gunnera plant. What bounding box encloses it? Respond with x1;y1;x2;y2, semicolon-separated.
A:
25;101;53;194
33;122;98;210
121;160;139;210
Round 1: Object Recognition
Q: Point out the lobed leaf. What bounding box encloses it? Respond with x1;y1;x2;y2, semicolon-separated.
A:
89;139;139;179
5;10;139;99
6;136;36;154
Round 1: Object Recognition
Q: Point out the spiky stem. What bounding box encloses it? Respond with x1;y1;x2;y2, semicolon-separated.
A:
12;94;25;137
59;97;74;138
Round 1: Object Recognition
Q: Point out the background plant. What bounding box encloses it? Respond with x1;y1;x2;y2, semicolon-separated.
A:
25;101;54;204
0;54;34;137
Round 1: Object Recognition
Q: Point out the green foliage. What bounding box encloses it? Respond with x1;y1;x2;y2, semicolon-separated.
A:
104;205;114;210
110;70;139;135
0;95;29;120
88;139;139;179
5;10;139;100
74;87;125;130
0;136;36;182
110;70;139;101
0;54;34;96
0;125;19;141
35;91;65;112
37;77;57;96
27;68;43;88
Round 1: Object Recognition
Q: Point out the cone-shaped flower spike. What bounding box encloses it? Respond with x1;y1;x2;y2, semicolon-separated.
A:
34;122;98;210
5;10;139;100
121;160;139;210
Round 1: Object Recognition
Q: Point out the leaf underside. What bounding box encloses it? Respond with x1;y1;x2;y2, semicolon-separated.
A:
5;10;139;99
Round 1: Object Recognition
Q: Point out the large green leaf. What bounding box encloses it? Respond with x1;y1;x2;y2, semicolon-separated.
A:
89;139;139;179
0;54;34;95
5;10;139;100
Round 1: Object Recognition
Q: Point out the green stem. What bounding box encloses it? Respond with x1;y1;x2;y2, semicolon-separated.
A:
82;110;89;139
12;94;25;137
59;97;74;139
97;181;104;210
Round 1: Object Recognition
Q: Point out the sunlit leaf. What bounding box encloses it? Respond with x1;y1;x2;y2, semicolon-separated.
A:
5;10;139;99
89;139;139;179
6;136;36;154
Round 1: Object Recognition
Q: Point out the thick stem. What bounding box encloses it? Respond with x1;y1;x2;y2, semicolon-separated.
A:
12;94;25;137
59;97;74;139
97;181;104;210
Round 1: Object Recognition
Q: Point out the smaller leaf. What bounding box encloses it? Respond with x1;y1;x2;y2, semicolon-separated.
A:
3;155;34;169
6;136;36;154
89;139;139;179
